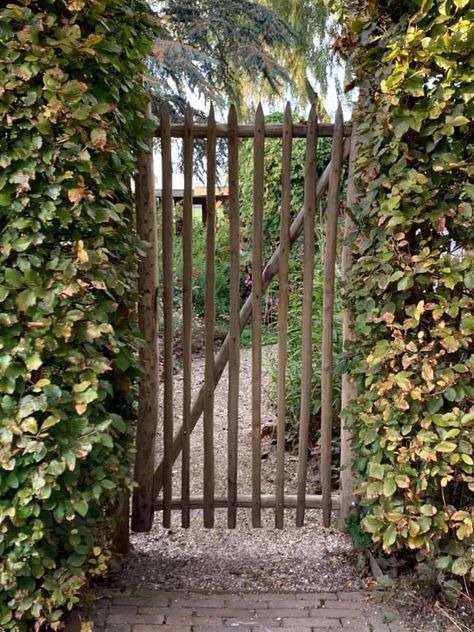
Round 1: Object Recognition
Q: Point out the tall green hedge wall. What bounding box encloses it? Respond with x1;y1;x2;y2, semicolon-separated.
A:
0;1;156;628
337;0;474;585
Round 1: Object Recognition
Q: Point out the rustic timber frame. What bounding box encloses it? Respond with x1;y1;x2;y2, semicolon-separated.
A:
132;102;357;533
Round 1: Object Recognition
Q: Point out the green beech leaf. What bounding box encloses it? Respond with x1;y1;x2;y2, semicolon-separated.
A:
383;524;397;550
0;192;12;206
420;504;437;517
397;275;414;291
369;463;385;480
451;557;471;576
383;479;397;497
0;607;12;625
25;352;42;371
73;499;88;517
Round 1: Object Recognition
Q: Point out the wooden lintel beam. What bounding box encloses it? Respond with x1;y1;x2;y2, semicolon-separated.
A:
154;122;353;140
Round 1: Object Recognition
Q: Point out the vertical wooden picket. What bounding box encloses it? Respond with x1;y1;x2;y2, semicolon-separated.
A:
296;103;318;527
227;104;240;529
251;104;265;528
161;103;174;529
275;103;292;529
321;105;344;528
181;104;193;528
132;104;159;533
203;105;216;528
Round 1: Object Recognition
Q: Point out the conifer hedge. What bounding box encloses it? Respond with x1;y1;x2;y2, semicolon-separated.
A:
0;1;156;628
335;0;474;587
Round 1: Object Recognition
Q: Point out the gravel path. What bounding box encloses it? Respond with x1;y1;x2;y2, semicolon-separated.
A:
111;346;360;593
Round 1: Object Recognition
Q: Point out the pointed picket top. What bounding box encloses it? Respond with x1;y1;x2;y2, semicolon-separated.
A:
160;100;170;126
284;101;292;127
207;102;215;127
329;102;344;169
307;101;318;176
255;102;264;132
308;101;318;132
228;102;238;129
185;102;193;127
334;101;344;131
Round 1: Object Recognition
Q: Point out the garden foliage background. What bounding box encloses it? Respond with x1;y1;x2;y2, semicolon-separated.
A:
0;1;157;628
336;0;474;589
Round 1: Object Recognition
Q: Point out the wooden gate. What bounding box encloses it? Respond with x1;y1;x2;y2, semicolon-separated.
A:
132;102;356;532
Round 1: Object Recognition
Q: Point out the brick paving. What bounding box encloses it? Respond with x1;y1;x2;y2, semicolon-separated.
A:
72;589;406;632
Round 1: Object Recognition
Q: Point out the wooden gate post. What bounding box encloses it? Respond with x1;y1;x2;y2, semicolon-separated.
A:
132;104;159;533
338;121;358;527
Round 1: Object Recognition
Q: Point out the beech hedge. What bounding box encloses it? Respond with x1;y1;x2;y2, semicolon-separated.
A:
0;1;156;628
335;0;474;588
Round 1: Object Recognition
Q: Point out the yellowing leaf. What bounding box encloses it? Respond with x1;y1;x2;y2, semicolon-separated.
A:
449;115;469;127
25;352;42;371
41;415;61;431
74;380;91;393
91;128;107;149
395;475;410;488
422;361;434;383
60;79;88;103
413;300;425;322
68;187;85;203
436;441;457;453
76;240;89;263
16;289;37;312
21;417;38;434
441;335;460;353
383;479;397;497
361;515;385;533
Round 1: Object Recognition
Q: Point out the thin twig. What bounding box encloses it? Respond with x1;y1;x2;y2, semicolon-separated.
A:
434;602;474;632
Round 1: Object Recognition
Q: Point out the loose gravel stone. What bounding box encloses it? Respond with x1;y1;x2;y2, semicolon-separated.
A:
110;347;360;595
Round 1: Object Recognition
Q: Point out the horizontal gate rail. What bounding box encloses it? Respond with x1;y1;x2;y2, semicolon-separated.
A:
155;494;341;511
154;122;352;139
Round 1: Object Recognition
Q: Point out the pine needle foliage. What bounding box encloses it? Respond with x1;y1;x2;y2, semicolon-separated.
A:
149;0;295;112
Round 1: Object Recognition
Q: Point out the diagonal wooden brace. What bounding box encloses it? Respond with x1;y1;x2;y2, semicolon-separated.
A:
152;139;350;498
